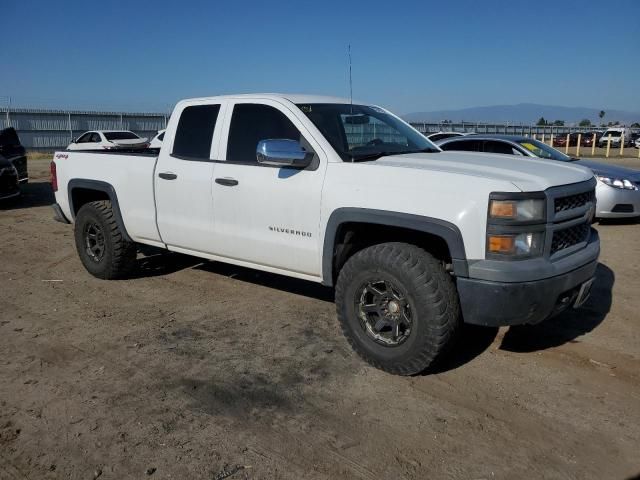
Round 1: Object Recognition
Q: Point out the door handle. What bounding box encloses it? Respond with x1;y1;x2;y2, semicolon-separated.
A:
158;172;178;180
215;177;239;186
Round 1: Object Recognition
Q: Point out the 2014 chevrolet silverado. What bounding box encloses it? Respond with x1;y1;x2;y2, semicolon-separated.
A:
51;94;600;375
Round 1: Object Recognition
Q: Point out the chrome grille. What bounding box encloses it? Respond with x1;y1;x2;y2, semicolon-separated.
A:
551;223;590;254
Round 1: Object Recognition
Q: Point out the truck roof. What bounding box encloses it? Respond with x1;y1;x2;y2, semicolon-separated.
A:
179;93;356;105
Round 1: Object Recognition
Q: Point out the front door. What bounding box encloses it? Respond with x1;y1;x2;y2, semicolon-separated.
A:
211;100;326;277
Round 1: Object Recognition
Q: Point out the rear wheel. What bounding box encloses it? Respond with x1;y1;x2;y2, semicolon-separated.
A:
74;200;136;279
335;242;460;375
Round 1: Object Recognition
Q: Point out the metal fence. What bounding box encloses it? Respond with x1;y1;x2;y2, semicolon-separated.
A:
0;106;634;152
0;108;168;150
410;122;613;136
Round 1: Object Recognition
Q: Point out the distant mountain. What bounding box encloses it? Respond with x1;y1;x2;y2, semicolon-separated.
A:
403;103;640;125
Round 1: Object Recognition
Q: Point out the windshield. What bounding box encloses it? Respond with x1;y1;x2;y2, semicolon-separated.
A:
104;131;140;140
297;103;439;161
603;130;622;137
517;139;573;161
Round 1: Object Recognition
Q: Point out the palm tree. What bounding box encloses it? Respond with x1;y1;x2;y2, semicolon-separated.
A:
599;110;605;126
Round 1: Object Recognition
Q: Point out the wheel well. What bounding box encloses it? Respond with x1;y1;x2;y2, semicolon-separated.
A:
70;188;110;216
331;222;452;283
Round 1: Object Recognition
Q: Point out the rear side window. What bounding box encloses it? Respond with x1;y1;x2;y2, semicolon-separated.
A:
226;104;303;164
173;104;221;159
104;131;139;140
440;139;481;152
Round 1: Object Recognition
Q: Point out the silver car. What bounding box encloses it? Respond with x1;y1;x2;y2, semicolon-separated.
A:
437;135;640;218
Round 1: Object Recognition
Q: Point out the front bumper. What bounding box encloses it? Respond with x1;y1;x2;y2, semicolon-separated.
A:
0;189;20;200
457;228;600;327
595;183;640;218
0;172;20;200
457;258;598;326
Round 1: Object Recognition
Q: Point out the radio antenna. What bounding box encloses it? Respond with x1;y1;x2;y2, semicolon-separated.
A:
348;44;353;114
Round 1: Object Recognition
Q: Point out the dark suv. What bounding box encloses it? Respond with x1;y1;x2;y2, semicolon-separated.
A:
0;128;28;201
0;127;28;183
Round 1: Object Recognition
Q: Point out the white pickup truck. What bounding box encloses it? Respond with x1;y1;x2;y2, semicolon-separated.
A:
51;94;600;375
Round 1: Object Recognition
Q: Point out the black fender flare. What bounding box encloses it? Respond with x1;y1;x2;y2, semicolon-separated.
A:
67;179;133;243
322;208;468;286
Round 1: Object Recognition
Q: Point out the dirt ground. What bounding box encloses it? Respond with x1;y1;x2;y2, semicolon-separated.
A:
1;158;639;480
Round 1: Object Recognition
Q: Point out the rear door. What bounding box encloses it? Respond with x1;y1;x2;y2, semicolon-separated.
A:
154;101;226;253
210;99;326;277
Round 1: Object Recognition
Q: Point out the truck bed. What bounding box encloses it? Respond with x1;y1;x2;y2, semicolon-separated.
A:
64;147;161;157
53;149;163;246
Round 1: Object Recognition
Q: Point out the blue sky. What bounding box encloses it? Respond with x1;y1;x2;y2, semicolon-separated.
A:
3;0;639;114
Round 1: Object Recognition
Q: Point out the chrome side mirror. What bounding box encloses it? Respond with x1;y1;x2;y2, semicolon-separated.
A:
256;139;312;168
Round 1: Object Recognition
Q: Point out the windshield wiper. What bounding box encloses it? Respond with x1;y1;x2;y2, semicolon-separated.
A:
399;147;440;154
350;152;388;162
350;147;438;162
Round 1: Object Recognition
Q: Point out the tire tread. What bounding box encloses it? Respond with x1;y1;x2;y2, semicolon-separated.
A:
335;242;460;375
74;200;136;279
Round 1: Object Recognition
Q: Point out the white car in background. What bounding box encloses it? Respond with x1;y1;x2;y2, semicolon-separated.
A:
149;129;166;148
597;127;633;148
426;131;468;142
67;130;149;151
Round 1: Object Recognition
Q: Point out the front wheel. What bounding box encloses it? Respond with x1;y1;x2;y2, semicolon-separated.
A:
74;200;137;279
335;242;460;375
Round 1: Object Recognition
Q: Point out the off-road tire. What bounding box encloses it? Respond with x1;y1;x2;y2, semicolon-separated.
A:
74;200;137;279
335;242;460;375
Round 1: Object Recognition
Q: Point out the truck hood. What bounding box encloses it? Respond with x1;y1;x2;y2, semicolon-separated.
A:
369;151;594;192
576;159;640;180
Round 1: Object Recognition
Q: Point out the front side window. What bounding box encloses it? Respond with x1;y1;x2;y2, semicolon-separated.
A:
173;104;221;160
90;133;102;142
76;133;91;143
226;104;307;164
297;103;438;161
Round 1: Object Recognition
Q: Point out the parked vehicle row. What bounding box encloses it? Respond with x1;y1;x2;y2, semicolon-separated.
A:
437;135;640;218
552;132;601;148
51;93;600;376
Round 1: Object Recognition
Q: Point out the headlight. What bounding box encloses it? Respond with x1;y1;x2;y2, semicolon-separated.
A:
487;232;544;257
489;198;546;222
596;175;638;190
487;194;546;259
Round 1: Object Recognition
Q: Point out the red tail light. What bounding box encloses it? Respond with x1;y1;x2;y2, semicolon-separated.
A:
50;161;58;192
